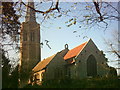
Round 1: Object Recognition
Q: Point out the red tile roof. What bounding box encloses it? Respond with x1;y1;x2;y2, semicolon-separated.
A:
64;42;88;60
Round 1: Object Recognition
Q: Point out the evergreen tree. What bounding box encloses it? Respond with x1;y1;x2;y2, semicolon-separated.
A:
2;49;11;88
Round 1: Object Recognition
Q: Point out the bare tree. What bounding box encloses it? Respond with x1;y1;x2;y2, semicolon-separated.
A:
1;0;119;67
104;30;120;75
104;30;120;59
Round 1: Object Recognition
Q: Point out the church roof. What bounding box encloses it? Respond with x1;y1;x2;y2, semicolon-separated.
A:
64;41;88;60
32;54;56;72
33;39;91;72
32;48;69;72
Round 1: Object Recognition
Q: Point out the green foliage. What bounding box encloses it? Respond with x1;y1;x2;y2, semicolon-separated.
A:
23;76;120;88
2;50;11;88
9;65;19;88
108;67;117;77
2;49;19;88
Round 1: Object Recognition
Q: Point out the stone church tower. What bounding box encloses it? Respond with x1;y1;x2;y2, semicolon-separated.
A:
19;0;40;87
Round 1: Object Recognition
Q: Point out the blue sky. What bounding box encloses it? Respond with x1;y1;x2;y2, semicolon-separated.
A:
35;3;118;59
40;16;118;64
18;1;119;74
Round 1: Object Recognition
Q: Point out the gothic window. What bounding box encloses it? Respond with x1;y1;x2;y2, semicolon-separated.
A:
87;55;97;77
54;68;63;79
54;68;58;78
23;32;27;41
30;32;35;41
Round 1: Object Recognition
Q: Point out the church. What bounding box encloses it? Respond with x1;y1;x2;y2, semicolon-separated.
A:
19;0;116;87
32;39;111;84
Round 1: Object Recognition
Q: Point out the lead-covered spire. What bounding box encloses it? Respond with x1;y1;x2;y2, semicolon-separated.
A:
25;0;36;22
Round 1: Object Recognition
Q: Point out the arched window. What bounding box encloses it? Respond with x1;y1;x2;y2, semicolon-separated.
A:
23;32;27;41
54;68;63;79
30;32;35;41
87;55;97;77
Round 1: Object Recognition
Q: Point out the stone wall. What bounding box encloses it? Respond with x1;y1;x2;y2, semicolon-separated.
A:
44;53;67;80
70;39;110;79
20;21;40;87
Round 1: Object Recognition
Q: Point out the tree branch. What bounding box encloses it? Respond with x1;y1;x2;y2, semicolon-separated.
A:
104;2;120;15
21;0;60;15
93;0;103;21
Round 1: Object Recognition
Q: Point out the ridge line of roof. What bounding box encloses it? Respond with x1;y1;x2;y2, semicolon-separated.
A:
64;40;89;60
75;41;88;58
32;54;57;72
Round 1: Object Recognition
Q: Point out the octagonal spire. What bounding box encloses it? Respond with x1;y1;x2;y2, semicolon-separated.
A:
25;0;36;22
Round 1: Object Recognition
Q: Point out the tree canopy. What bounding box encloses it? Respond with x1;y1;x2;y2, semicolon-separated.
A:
1;0;119;72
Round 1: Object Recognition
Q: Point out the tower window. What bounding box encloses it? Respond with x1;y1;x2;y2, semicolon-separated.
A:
30;32;35;41
23;32;27;41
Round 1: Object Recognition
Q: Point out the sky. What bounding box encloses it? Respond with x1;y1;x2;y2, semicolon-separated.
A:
35;3;118;61
9;1;119;74
35;2;119;74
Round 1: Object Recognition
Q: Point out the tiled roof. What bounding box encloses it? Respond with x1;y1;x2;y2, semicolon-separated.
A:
32;54;56;72
32;41;89;72
64;42;88;60
32;49;69;72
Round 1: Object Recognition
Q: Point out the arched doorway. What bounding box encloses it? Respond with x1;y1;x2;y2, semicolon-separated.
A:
87;55;97;77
